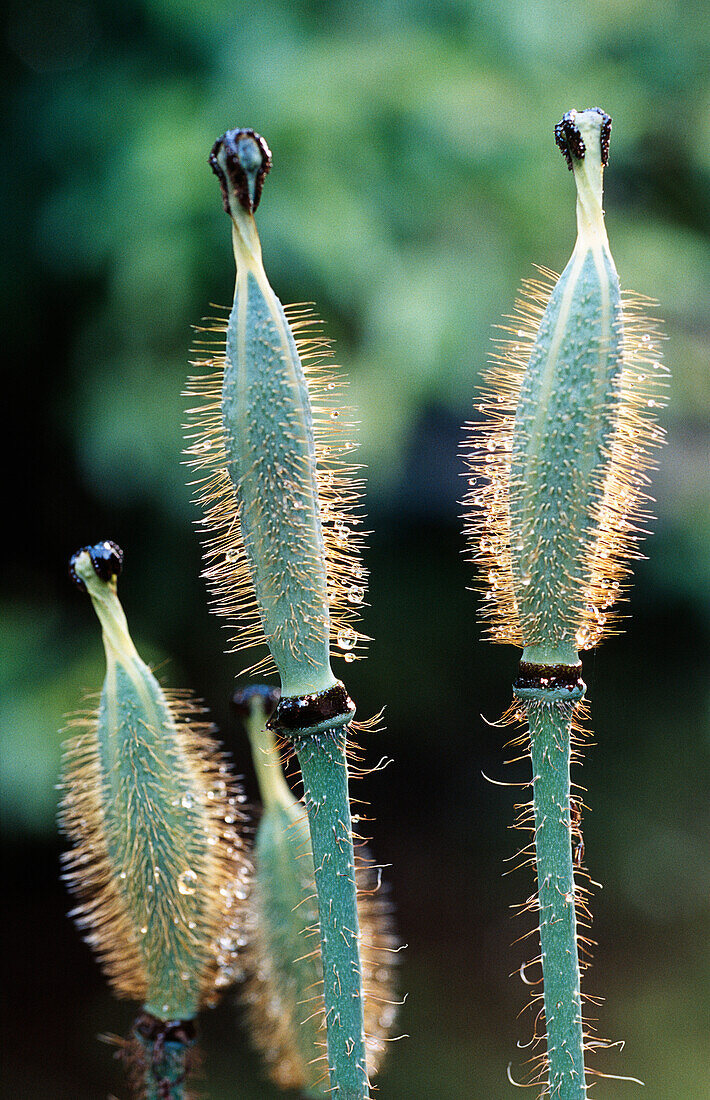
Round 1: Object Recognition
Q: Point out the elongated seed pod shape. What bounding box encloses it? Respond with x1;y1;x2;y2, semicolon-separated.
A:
462;110;666;1099
234;687;398;1097
187;130;375;1099
464;109;667;666
186;129;366;697
59;542;251;1099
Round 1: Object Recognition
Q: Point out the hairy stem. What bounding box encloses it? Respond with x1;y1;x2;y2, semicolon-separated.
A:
527;700;586;1099
292;727;368;1100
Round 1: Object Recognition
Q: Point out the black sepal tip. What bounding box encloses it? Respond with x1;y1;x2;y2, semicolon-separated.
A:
209;128;272;214
555;107;611;170
69;540;124;591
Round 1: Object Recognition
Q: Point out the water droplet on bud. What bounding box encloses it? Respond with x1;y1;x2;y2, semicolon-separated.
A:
178;868;198;896
337;627;357;651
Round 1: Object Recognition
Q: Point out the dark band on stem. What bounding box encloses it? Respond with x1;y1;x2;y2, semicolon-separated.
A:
555;107;611;170
268;682;355;736
69;540;123;591
133;1012;197;1047
514;662;586;695
209;128;272;214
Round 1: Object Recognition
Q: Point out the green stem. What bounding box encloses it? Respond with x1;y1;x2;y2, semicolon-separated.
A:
527;700;586;1100
292;726;368;1100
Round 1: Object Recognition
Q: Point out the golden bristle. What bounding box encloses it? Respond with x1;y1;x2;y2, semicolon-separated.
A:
242;846;399;1093
461;267;558;646
576;295;668;648
241;875;312;1091
504;701;630;1096
184;308;272;677
162;690;252;1005
462;270;667;649
59;709;147;1000
58;690;251;1008
357;856;402;1078
184;304;369;676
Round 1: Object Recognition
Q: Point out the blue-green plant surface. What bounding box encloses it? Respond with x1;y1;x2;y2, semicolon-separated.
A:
3;1;708;1097
59;542;251;1097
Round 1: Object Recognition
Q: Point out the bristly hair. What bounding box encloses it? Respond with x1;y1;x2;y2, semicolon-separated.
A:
500;700;644;1096
461;268;667;648
184;304;369;678
58;690;251;1008
242;843;400;1093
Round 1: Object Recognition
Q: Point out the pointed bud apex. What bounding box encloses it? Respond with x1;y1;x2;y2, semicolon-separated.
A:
70;540;123;591
555;107;611;170
209;128;272;215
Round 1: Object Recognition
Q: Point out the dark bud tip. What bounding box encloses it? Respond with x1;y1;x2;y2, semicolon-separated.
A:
555;107;612;170
69;540;123;591
555;111;585;170
231;683;281;719
209;128;272;215
597;108;612;166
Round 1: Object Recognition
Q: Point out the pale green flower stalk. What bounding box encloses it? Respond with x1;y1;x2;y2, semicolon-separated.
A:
185;130;374;1098
59;541;251;1100
233;685;398;1097
463;109;667;1097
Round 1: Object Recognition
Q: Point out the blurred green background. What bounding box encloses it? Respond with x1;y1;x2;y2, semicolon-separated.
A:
2;0;709;1096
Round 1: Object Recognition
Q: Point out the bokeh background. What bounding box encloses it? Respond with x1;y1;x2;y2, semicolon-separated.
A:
2;1;709;1097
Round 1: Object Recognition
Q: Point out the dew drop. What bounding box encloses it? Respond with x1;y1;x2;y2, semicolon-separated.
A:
181;793;194;810
337;627;357;651
347;585;364;604
178;869;198;896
